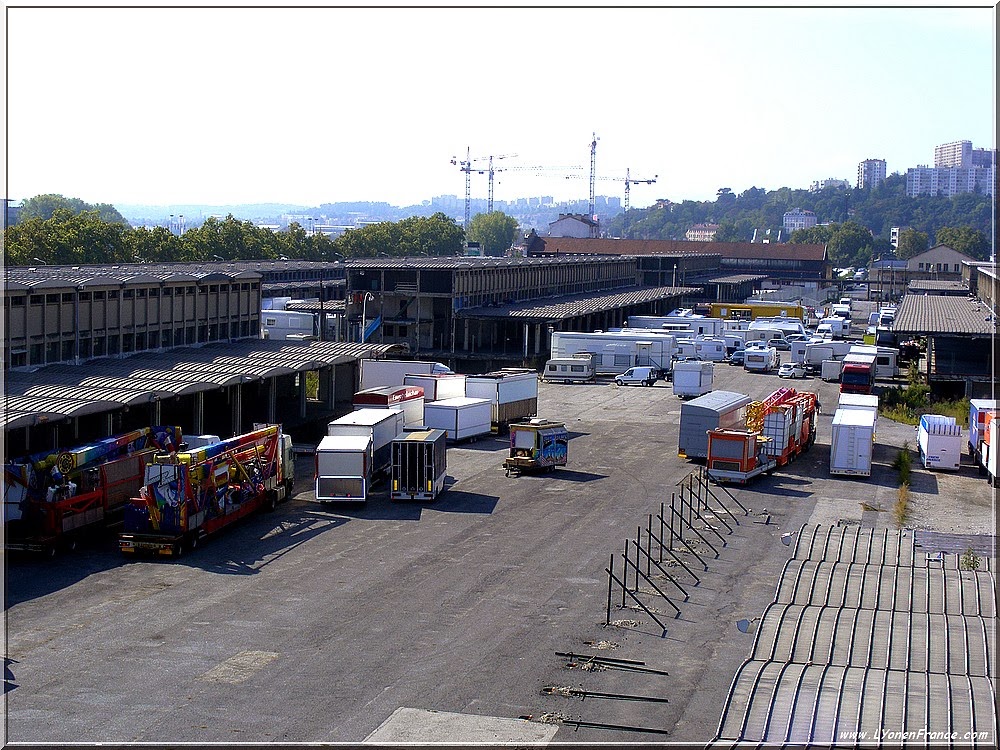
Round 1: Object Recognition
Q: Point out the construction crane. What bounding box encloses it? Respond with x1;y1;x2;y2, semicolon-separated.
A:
450;149;517;226
589;132;599;217
623;167;658;238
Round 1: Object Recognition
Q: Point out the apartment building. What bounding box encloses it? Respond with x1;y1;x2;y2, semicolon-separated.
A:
856;159;887;189
782;208;818;233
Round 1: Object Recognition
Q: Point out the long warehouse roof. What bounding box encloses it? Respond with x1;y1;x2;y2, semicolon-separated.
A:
454;285;698;321
3;339;405;430
892;294;996;335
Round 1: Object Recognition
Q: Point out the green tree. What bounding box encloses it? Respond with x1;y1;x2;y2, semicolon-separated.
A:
19;193;127;225
827;221;874;267
4;208;128;264
466;211;518;256
896;228;929;259
790;225;835;245
934;226;990;260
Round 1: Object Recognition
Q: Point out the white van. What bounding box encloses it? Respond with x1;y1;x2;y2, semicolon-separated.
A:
614;366;659;386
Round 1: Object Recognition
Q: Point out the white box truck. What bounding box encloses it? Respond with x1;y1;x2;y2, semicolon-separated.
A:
838;392;878;436
403;373;467;402
359;359;452;390
314;434;374;503
353;385;425;428
465;369;539;431
328;408;405;478
917;414;962;471
423;397;493;441
829;408;876;477
673;360;714;398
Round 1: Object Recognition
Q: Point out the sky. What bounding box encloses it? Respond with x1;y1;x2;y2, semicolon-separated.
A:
4;3;996;210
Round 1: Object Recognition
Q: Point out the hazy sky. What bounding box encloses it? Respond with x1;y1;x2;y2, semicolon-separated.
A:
5;4;996;209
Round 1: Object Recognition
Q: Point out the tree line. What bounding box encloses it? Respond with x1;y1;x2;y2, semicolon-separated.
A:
5;195;521;266
609;174;993;266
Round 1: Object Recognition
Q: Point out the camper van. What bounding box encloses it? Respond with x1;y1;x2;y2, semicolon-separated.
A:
542;355;597;384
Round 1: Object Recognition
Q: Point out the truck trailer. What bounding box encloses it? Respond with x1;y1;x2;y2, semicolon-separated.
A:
678;390;753;460
353;385;425;428
328;408;405;478
390;429;448;501
403;373;467;402
465;369;539;431
314;434;373;504
119;424;294;556
673;360;714;398
917;414;962;471
423;397;493;441
4;426;182;556
829;408;876;477
359;358;452;390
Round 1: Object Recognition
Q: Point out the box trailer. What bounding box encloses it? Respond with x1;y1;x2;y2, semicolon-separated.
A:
627;315;725;338
744;346;778;373
359;358;451;390
353;385;425;428
982;415;997;483
838;393;879;437
829;408;876;477
314;434;373;503
821;359;842;382
390;429;447;501
465;369;539;431
678;390;753;459
504;419;569;476
673;360;714;399
917;414;962;472
968;399;998;463
423;397;493;441
403;373;467;402
328;408;405;477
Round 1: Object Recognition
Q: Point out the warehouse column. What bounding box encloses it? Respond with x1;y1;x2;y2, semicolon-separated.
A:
268;378;277;424
299;372;308;419
535;323;542;355
194;391;204;434
152;398;161;426
523;323;529;359
464;319;469;352
231;384;242;435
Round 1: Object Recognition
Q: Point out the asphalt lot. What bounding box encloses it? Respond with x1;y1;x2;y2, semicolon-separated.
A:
3;333;995;744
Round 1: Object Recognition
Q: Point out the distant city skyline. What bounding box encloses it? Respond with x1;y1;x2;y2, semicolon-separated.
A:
5;6;994;208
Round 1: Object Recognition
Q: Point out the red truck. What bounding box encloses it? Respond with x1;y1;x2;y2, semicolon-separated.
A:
839;354;876;395
4;426;182;556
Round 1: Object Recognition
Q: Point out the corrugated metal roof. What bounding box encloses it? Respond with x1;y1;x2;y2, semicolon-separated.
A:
2;340;406;430
705;273;770;284
892;295;996;335
711;525;997;747
283;299;347;313
455;285;698;321
348;255;627;270
907;279;969;292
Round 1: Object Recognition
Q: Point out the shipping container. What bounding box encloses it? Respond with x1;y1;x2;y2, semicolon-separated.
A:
353;386;425;428
403;373;467;402
678;390;753;459
423;397;493;441
917;414;962;471
465;369;539;431
829;408;876;477
390;429;447;501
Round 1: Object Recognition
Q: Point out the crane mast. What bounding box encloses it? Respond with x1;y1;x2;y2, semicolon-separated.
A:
623;167;657;238
588;132;599;218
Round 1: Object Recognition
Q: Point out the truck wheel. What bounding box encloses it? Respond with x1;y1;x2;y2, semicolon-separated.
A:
187;534;199;552
267;492;278;512
65;538;78;553
172;543;183;558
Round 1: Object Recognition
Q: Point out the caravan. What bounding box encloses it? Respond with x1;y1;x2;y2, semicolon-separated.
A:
550;330;676;376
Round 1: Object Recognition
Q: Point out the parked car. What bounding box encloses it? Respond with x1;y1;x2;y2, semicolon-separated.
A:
727;350;746;366
771;338;792;351
778;362;806;379
785;333;809;343
614;366;658;386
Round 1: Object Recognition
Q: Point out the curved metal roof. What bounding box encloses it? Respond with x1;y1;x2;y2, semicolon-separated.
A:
3;394;122;429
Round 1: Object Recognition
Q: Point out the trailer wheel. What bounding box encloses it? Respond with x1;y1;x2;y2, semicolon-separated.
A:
267;492;278;512
187;534;199;552
172;543;183;558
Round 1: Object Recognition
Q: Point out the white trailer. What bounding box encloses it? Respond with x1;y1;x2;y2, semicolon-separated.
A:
917;414;962;471
673;360;714;399
744;346;778;372
550;330;676;376
314;434;373;503
848;344;898;379
542;355;597;383
627;315;725;337
678;390;753;459
403;373;467;402
693;338;727;361
744;328;786;344
829;408;876;477
750;317;808;338
260;309;317;341
359;358;452;391
821;359;842;382
819;317;849;338
328;408;405;477
423;397;493;441
353;385;425;428
465;369;539;431
838;393;878;436
983;418;997;483
968;399;998;462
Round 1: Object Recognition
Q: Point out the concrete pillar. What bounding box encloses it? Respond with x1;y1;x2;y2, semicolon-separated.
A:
107;413;114;437
231;385;242;435
299;372;308;419
194;391;204;434
534;323;541;355
153;399;161;425
464;319;470;351
523;323;529;359
268;378;277;424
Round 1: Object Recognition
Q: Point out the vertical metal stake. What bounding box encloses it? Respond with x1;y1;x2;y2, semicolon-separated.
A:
621;540;629;607
646;514;653;576
606;553;614;626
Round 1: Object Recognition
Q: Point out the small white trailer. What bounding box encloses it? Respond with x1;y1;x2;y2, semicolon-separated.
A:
673;360;714;399
314;434;374;503
821;359;843;382
917;414;962;471
423;397;493;441
829;408;876;477
328;408;405;477
403;373;467;402
744;346;778;373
